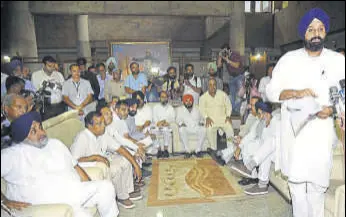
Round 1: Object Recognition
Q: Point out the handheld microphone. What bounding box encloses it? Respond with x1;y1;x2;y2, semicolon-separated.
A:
329;86;341;118
339;79;345;111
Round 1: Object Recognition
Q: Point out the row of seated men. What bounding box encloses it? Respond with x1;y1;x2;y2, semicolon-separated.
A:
1;86;281;217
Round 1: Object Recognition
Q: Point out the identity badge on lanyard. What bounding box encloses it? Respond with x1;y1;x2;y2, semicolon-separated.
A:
73;81;81;99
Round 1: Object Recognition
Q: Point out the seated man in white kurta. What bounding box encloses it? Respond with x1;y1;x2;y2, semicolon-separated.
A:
230;102;281;195
152;91;176;159
208;96;262;166
132;91;153;133
199;78;234;150
70;111;143;209
176;94;206;158
1;112;118;217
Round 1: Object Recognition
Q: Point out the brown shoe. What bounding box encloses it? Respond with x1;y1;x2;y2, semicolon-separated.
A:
129;191;143;201
117;198;135;209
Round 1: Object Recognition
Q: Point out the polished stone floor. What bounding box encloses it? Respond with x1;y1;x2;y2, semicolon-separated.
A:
118;156;293;217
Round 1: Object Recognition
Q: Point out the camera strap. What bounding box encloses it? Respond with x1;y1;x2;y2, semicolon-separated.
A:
72;81;81;98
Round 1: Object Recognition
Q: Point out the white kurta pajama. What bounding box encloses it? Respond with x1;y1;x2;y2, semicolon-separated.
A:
266;48;345;217
1;138;118;217
199;90;235;150
176;105;206;152
152;104;176;149
70;129;134;201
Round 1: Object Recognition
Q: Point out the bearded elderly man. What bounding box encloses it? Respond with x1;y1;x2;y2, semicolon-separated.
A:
70;111;142;209
176;94;206;158
1;112;118;217
199;78;234;150
266;8;345;217
152;91;176;158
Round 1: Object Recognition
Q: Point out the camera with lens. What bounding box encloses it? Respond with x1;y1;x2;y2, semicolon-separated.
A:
20;80;52;113
218;48;232;58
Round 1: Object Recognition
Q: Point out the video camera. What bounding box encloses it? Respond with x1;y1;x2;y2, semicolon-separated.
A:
20;80;52;113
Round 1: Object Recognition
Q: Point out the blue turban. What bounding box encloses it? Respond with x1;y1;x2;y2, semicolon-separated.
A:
9;59;23;72
298;8;330;39
11;112;41;143
255;102;272;114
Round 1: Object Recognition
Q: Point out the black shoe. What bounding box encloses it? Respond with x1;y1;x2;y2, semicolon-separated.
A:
184;152;192;159
206;148;215;156
238;178;258;186
163;150;169;158
142;162;152;167
195;152;204;158
142;168;152;178
208;149;225;166
157;150;164;159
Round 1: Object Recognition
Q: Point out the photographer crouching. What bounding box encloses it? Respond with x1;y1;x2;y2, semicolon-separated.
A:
217;43;243;115
31;56;66;120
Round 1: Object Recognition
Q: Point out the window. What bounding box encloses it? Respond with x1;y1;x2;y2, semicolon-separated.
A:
255;1;272;13
245;1;251;13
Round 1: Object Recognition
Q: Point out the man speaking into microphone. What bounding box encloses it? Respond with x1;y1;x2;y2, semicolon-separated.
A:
265;8;345;217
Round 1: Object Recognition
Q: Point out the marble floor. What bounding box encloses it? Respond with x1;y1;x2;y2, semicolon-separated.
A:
118;156;293;217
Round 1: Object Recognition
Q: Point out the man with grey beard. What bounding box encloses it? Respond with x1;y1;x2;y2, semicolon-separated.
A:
1;112;119;217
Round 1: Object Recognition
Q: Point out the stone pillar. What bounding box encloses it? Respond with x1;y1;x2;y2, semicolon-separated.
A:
229;1;246;64
8;1;38;58
76;15;91;59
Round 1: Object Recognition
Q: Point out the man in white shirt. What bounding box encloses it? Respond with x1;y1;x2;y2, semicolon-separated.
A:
1;112;118;217
31;56;66;120
176;94;206;158
265;8;345;217
230;102;281;196
132;91;152;132
258;63;275;102
62;64;95;119
208;96;262;167
70;111;142;209
199;78;234;150
182;64;202;105
153;91;176;158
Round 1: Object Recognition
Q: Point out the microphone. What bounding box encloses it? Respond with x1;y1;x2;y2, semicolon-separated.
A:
339;79;345;111
329;86;341;118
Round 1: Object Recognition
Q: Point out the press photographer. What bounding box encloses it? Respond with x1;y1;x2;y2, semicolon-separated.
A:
217;43;243;115
31;56;66;120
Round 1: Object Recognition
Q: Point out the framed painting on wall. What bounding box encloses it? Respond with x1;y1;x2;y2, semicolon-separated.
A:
109;41;171;81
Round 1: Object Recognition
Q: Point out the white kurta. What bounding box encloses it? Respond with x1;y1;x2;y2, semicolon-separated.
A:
1;139;118;217
258;76;271;102
238;113;258;138
152;104;176;124
183;75;202;105
266;48;345;187
176;105;206;152
70;129;134;200
135;104;153;126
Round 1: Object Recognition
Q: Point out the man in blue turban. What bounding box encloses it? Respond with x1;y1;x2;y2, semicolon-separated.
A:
266;7;345;217
2;111;119;216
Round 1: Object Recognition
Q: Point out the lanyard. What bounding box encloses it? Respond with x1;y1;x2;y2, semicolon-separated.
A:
72;81;81;98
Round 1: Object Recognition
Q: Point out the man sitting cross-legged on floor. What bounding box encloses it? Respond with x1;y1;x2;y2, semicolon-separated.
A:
1;112;119;217
176;94;206;158
70;111;143;209
230;102;281;195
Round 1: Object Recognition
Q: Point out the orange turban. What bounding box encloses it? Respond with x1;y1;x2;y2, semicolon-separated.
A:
182;94;194;103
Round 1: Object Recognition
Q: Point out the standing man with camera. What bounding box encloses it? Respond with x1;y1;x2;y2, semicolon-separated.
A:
217;43;242;115
31;56;66;120
266;8;345;217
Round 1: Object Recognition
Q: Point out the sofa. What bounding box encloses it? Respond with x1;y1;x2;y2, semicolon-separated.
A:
268;124;345;217
145;103;241;154
1;110;103;217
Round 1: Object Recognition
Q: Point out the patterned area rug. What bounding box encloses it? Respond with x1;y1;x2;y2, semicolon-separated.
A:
147;158;244;206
